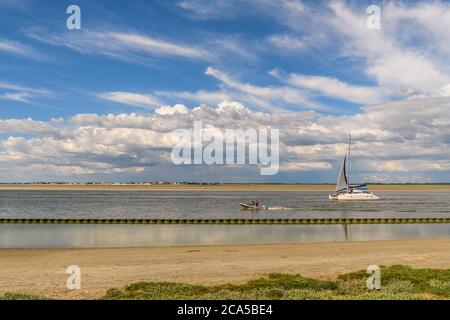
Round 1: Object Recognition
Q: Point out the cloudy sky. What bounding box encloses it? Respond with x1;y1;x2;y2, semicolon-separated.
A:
1;0;450;183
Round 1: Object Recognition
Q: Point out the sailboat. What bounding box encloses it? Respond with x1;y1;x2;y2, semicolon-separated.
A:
329;135;380;201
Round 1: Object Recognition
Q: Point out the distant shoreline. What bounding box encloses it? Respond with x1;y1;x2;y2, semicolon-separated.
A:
0;183;450;192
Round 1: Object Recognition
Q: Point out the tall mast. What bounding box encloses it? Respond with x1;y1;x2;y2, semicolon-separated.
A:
347;134;351;192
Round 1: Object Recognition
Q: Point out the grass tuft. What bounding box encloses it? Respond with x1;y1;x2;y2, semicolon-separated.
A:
0;293;49;300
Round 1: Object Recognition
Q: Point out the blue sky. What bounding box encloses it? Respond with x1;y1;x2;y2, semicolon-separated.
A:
0;0;376;119
1;0;450;182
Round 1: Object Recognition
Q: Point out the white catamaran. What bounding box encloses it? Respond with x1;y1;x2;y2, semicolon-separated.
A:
329;135;380;201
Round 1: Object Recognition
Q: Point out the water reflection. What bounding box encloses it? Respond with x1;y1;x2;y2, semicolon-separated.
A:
0;223;449;248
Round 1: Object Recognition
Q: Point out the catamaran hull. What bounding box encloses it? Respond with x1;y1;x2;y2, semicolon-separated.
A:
328;193;380;201
329;135;380;201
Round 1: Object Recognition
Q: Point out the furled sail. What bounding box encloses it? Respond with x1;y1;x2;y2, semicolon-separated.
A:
335;156;348;192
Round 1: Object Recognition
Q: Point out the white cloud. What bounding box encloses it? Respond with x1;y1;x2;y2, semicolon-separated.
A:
176;0;236;19
267;34;306;51
0;39;28;55
262;1;450;102
26;29;212;64
276;72;386;105
155;104;189;116
108;32;209;60
0;82;50;95
205;66;326;111
98;92;161;109
0;92;31;103
155;90;231;106
0;118;64;135
327;1;450;98
212;36;256;60
280;162;331;171
0;98;450;182
0;81;53;104
177;0;305;20
0;38;46;60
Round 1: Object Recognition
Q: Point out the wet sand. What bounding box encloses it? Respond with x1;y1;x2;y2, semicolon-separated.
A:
0;183;449;192
1;238;450;299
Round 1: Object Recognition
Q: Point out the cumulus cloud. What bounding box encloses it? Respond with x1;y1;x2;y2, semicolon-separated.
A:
0;118;64;135
155;104;189;116
0;98;450;182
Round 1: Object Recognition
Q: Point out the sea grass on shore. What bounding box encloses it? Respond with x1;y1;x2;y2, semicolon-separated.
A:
3;265;450;300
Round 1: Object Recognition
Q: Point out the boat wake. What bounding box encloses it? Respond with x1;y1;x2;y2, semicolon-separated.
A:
266;206;295;211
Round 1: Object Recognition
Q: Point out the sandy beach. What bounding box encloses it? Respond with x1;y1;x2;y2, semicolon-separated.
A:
0;183;450;192
1;238;450;299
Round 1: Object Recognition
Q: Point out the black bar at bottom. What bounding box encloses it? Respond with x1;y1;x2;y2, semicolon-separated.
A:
0;300;444;319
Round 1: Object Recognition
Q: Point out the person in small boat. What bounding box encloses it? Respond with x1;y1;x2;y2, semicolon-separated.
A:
248;200;259;207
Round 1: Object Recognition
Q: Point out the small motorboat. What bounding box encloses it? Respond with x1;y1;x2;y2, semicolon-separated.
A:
240;201;267;210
